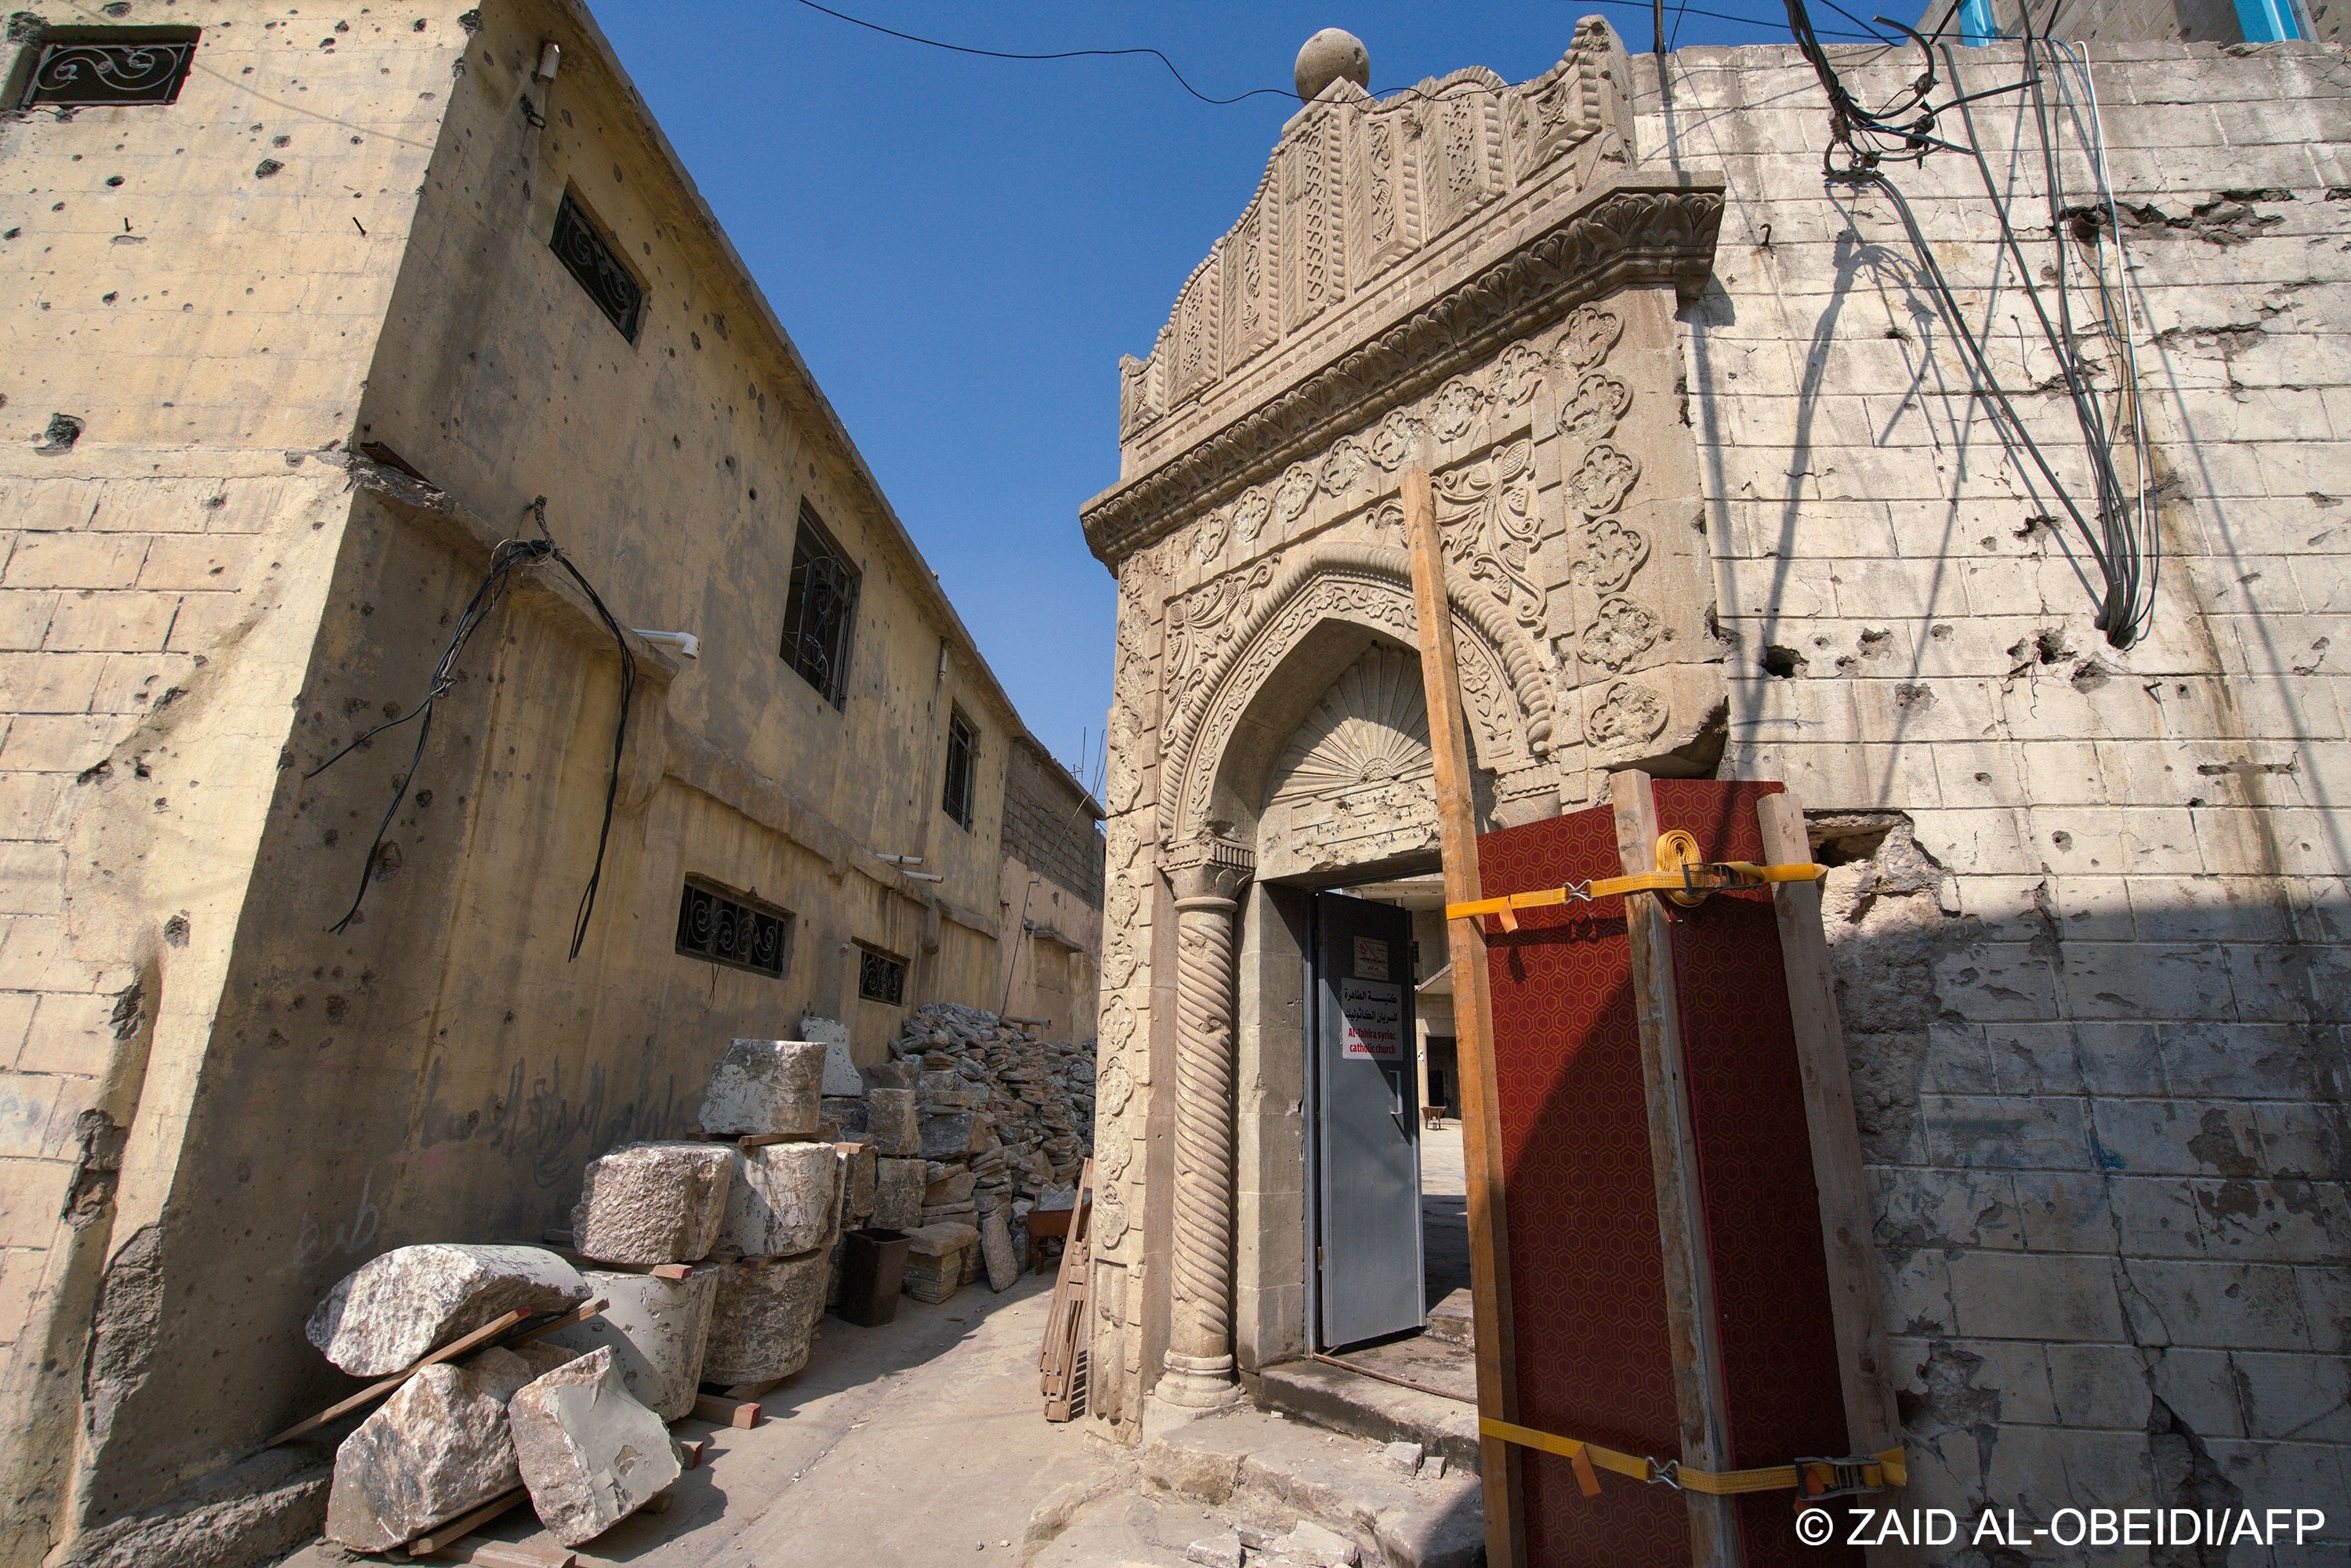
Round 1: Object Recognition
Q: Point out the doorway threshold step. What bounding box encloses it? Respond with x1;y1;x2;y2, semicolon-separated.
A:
1138;1404;1483;1568
1254;1356;1481;1478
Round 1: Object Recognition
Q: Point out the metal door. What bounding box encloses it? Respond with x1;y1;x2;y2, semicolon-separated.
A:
1311;893;1424;1349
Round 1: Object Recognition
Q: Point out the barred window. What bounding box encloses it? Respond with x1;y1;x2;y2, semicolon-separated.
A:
781;503;859;708
676;879;789;979
857;945;907;1006
942;708;977;830
16;30;199;109
549;190;644;342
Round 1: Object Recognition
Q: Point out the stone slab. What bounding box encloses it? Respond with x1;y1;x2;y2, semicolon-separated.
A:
872;1157;925;1229
571;1141;733;1266
838;1141;877;1224
306;1245;589;1378
700;1038;828;1138
510;1345;682;1547
545;1268;716;1423
864;1086;919;1156
322;1345;538;1551
980;1210;1018;1293
701;1251;828;1386
918;1111;973;1161
721;1140;840;1258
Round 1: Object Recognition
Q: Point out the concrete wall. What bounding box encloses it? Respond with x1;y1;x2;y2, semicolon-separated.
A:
1646;34;2349;1540
0;1;1099;1559
0;7;462;1559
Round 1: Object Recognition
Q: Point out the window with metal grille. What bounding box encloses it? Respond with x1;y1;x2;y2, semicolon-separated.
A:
16;29;200;108
857;945;907;1006
675;878;789;979
549;189;644;342
942;707;978;830
781;504;859;708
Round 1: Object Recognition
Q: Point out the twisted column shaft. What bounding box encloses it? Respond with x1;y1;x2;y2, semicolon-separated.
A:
1160;885;1242;1407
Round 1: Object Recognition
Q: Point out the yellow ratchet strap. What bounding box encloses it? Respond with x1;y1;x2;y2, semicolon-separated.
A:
1447;861;1828;929
1481;1418;1906;1501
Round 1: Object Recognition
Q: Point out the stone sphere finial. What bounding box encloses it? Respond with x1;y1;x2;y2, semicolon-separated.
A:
1294;27;1371;103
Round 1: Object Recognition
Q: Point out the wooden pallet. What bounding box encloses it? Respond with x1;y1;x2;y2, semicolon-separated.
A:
1038;1158;1093;1422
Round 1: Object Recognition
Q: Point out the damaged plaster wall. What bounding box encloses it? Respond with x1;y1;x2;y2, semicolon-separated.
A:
1649;35;2349;1545
0;6;465;1563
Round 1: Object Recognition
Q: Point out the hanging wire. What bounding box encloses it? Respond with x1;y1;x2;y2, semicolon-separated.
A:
1783;0;2161;645
308;499;638;957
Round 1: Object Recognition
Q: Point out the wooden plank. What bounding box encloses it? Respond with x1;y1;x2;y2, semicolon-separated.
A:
1403;466;1523;1568
690;1393;763;1429
1609;770;1743;1568
404;1489;524;1556
417;1537;574;1568
1757;791;1911;1508
721;1374;792;1402
542;1245;693;1280
1041;1159;1094;1421
267;1308;530;1447
503;1297;605;1349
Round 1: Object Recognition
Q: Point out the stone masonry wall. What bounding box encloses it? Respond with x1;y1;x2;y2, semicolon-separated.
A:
1002;741;1105;907
1643;36;2350;1544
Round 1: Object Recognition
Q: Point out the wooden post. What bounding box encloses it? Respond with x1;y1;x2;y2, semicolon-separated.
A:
1610;770;1744;1568
1756;790;1915;1566
1403;468;1523;1568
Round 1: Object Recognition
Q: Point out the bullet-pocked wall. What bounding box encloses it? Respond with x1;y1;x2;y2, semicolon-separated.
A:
0;2;1099;1561
1646;35;2350;1538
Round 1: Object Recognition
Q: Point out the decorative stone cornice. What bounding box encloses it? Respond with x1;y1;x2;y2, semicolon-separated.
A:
1081;172;1724;570
1165;836;1255;902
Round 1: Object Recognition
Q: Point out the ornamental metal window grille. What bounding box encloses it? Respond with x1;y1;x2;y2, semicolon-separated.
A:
857;946;907;1006
942;708;978;830
675;878;789;979
17;31;199;108
550;190;644;342
781;504;860;708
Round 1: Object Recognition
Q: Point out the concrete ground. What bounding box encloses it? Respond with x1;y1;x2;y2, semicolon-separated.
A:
289;1272;1110;1568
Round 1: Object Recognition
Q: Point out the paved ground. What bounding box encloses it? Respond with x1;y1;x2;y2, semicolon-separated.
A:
292;1272;1110;1568
1420;1122;1471;1305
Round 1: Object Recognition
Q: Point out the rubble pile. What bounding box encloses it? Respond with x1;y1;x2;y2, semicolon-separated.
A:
300;1011;1083;1556
865;1004;1095;1244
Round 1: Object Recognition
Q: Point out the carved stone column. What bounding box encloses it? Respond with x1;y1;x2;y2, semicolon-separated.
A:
1158;838;1253;1408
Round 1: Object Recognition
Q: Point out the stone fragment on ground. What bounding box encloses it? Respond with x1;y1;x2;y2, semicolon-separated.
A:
322;1345;540;1550
980;1209;1018;1291
571;1141;733;1266
306;1244;589;1377
722;1139;840;1257
701;1250;828;1384
509;1345;682;1546
1381;1441;1422;1476
545;1267;715;1421
700;1037;828;1137
838;1140;877;1224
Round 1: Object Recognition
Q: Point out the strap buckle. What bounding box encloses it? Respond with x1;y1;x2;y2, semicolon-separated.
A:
1794;1456;1888;1501
1652;1458;1683;1491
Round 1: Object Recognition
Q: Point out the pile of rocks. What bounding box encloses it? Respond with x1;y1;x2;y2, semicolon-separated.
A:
310;1244;679;1552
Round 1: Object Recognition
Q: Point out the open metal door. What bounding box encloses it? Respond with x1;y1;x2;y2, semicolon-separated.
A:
1311;893;1425;1349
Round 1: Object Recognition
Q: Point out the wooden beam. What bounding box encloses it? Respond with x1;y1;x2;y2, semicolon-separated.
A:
690;1393;763;1429
1404;466;1523;1568
267;1309;530;1447
1756;790;1914;1566
1609;770;1743;1568
404;1489;525;1557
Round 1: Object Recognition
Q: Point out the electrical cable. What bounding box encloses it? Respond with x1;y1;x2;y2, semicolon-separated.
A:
307;498;638;957
1784;0;2160;645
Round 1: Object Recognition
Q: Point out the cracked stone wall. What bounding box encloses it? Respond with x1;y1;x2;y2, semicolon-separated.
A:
1646;36;2349;1549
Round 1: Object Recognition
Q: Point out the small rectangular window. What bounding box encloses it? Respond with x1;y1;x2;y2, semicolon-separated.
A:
550;189;645;342
781;503;860;708
17;31;199;108
676;878;789;979
942;708;978;830
857;944;907;1006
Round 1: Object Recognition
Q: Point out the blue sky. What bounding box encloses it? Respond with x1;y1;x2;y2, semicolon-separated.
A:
593;2;1824;784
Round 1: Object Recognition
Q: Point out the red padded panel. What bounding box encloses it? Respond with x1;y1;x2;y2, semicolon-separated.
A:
1480;806;1688;1566
1652;780;1858;1568
1478;782;1860;1568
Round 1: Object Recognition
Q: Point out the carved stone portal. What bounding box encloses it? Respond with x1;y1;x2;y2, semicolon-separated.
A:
1080;16;1725;1432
